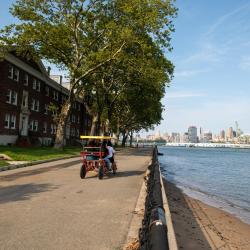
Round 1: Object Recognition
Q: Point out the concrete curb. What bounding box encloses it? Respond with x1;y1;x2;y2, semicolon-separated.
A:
0;155;80;172
123;167;149;250
159;167;178;250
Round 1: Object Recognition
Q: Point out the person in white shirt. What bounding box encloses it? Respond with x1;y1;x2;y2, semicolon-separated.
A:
103;141;115;171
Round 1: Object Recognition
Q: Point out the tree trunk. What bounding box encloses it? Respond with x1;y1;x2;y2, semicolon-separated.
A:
129;131;133;147
90;114;98;136
54;101;71;149
121;131;128;147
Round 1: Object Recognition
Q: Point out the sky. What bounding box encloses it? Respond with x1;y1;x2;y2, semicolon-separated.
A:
0;0;250;136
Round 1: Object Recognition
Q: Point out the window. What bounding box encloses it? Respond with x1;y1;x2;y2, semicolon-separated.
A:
61;95;67;104
53;90;59;101
77;115;80;124
31;99;39;112
32;79;41;92
4;114;10;128
30;120;38;131
24;74;29;86
43;122;47;133
6;90;17;105
4;114;16;129
71;114;76;123
10;115;16;129
45;86;49;96
76;128;79;137
51;124;57;135
78;103;81;111
70;127;75;137
21;91;28;107
8;65;13;79
13;68;19;82
44;104;48;115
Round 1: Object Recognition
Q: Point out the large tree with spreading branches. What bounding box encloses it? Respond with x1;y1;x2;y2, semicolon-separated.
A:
0;0;177;147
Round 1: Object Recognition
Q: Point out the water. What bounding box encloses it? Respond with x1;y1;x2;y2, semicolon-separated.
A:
158;146;250;224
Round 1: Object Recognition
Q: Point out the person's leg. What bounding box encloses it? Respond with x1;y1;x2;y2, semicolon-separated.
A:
103;156;111;170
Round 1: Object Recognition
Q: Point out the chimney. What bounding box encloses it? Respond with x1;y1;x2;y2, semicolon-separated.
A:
60;75;62;85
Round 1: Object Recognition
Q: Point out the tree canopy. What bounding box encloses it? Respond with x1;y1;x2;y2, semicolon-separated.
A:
0;0;177;147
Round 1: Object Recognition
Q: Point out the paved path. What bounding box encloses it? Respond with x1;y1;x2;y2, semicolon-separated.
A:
0;148;151;250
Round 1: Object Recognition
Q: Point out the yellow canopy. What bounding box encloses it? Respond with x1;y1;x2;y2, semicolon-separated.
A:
80;135;113;140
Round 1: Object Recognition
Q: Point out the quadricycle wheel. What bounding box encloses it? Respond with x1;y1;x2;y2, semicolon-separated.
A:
80;164;87;179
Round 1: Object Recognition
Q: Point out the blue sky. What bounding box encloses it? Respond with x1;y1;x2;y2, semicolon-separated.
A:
1;0;250;135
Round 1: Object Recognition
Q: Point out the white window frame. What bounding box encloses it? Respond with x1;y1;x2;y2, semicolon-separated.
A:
24;73;29;86
51;124;57;135
6;90;17;105
21;91;28;108
44;104;48;115
33;79;40;92
10;115;16;129
30;120;38;131
53;90;59;101
13;68;19;82
4;114;10;128
43;122;47;133
31;99;39;112
8;65;14;79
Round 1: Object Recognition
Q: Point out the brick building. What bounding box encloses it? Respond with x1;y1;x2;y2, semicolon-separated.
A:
0;52;91;146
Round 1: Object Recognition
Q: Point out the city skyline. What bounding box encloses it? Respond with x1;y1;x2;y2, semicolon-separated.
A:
147;0;250;135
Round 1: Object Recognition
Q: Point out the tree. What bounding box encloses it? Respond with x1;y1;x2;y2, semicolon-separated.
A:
0;0;177;148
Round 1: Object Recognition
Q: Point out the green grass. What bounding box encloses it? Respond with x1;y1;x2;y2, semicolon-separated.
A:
0;161;9;167
0;146;81;162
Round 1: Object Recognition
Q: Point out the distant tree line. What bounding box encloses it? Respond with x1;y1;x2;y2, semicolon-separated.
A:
0;0;177;148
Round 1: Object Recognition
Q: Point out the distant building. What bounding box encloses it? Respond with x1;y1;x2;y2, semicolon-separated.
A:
220;130;225;140
188;126;197;143
226;127;234;141
203;131;213;143
0;52;91;146
171;132;180;143
182;132;189;143
200;127;204;142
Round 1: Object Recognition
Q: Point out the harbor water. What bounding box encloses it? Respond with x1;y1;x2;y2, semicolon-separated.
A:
158;146;250;224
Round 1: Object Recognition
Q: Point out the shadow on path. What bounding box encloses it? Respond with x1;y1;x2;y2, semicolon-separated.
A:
0;160;80;182
163;179;213;250
84;170;145;180
0;183;58;204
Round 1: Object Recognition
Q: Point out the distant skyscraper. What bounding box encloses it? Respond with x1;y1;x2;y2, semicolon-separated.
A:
188;126;197;143
182;132;189;143
220;130;225;140
200;127;204;142
203;132;213;143
227;127;234;140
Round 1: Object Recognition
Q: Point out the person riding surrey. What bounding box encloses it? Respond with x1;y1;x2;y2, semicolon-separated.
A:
103;141;115;171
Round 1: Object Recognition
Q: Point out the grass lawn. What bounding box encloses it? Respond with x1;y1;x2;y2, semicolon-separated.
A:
0;146;81;162
0;161;9;167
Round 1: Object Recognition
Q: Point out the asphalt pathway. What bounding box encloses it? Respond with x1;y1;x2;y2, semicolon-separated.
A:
0;148;151;250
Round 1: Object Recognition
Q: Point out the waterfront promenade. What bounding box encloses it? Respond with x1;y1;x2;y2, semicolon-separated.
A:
0;148;151;250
